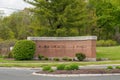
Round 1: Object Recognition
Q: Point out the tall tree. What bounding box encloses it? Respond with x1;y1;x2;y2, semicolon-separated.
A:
2;9;33;39
88;0;115;40
24;0;88;36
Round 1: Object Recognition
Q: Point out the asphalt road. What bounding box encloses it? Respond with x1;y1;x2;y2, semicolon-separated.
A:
0;68;120;80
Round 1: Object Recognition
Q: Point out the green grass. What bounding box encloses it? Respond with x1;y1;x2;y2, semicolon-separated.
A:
0;58;120;67
97;46;120;60
0;46;120;67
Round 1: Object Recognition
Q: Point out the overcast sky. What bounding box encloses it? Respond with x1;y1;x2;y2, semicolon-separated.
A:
0;0;33;16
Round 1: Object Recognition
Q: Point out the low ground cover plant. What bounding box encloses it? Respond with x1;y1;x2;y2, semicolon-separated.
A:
57;64;66;70
62;57;72;61
107;66;113;69
64;64;79;70
69;64;79;70
38;54;44;60
62;57;68;61
115;66;120;69
57;64;79;70
64;65;71;70
44;57;49;60
42;66;51;71
53;58;59;61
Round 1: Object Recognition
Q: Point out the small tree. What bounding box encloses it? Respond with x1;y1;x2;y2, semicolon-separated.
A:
12;40;35;60
76;53;86;61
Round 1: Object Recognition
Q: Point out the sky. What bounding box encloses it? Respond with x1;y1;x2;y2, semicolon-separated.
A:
0;0;33;16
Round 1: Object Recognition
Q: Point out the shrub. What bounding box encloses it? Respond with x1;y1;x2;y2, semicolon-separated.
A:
97;40;105;46
107;66;113;69
62;57;72;61
115;66;120;69
64;65;71;70
62;57;68;61
42;66;51;71
44;57;49;60
38;54;44;60
97;40;117;47
48;69;54;72
69;64;79;70
12;40;35;60
68;58;72;61
57;64;66;70
1;52;13;58
53;58;59;61
105;40;117;46
76;53;86;61
7;52;13;58
64;64;79;70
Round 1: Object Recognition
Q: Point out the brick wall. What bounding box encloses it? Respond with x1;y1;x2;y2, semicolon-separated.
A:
27;36;97;61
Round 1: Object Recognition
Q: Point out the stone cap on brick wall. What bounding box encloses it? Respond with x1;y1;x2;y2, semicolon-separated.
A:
27;36;97;41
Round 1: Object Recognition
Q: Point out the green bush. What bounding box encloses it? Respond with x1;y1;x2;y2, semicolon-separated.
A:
76;53;86;61
64;65;71;70
105;40;117;46
64;64;79;70
6;52;13;58
68;58;72;61
42;66;51;71
115;66;120;69
38;54;44;60
107;66;113;69
97;40;105;46
44;57;49;60
69;64;79;70
12;40;35;60
53;58;59;61
62;57;72;61
62;57;68;61
57;64;66;70
48;69;54;72
97;40;117;47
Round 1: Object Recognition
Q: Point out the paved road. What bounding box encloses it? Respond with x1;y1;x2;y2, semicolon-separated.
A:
0;68;120;80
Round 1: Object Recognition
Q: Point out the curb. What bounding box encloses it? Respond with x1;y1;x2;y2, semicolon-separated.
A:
0;67;41;70
32;72;120;77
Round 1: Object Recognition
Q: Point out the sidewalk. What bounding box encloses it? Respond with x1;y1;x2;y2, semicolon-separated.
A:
79;64;120;69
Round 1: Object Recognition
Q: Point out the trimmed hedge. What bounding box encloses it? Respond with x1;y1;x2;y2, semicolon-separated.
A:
12;40;35;60
97;40;117;47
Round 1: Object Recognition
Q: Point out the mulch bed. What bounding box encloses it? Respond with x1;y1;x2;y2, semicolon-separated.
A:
36;69;120;74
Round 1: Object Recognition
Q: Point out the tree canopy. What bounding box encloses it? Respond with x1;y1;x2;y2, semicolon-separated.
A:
0;0;120;43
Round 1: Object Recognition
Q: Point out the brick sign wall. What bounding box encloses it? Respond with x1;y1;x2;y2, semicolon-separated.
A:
27;36;97;61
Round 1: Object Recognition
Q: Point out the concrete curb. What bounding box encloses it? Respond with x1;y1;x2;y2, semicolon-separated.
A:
32;72;120;77
0;67;41;71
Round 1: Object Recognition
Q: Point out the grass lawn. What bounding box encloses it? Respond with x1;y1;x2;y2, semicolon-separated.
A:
0;46;120;68
97;46;120;60
0;58;120;68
